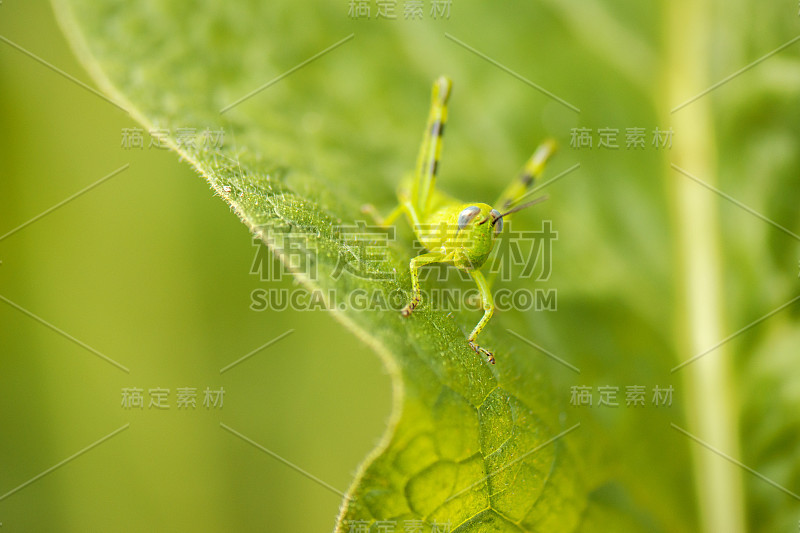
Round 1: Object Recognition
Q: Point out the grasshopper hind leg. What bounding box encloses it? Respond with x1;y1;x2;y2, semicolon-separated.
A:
412;76;452;216
495;139;557;212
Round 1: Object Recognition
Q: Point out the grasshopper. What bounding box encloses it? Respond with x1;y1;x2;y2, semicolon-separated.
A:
365;76;555;364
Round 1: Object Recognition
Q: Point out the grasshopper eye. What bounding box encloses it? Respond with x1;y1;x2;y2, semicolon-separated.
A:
457;206;482;230
490;209;503;235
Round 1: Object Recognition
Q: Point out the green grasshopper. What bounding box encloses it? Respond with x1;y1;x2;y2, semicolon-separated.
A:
365;76;555;364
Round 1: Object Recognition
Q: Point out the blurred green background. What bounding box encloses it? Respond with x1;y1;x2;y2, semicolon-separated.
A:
2;0;800;532
0;2;390;531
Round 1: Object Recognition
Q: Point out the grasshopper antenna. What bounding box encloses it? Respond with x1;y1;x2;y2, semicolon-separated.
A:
479;195;549;225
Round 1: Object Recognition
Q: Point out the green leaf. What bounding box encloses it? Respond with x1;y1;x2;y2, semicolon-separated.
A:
52;2;596;529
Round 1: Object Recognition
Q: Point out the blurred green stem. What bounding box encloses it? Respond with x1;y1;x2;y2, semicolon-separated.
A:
664;2;746;532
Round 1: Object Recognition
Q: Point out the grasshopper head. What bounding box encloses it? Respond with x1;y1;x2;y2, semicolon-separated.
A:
450;196;548;270
450;204;503;270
